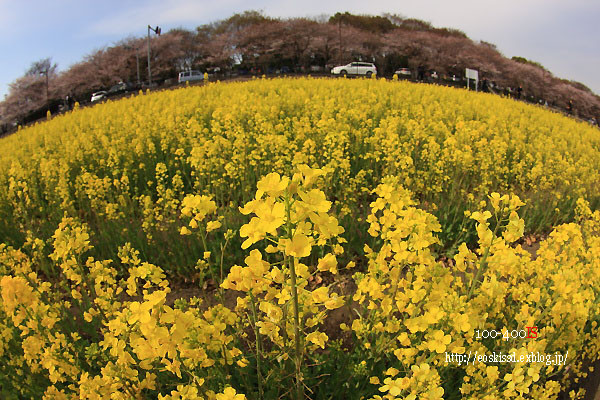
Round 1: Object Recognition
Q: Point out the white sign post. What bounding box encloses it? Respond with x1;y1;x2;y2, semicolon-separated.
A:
465;68;479;91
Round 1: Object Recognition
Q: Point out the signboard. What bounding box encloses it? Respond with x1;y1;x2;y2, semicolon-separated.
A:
465;68;479;91
465;68;478;80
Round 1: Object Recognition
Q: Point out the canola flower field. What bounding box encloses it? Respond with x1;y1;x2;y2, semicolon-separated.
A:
0;77;599;399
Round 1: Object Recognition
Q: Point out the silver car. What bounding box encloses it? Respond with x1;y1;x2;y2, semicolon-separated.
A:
178;70;204;84
331;62;377;77
394;68;412;77
91;91;107;102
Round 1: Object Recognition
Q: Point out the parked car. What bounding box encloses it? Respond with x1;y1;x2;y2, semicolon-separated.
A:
331;62;377;77
395;68;411;76
106;82;133;97
91;91;107;102
178;70;204;84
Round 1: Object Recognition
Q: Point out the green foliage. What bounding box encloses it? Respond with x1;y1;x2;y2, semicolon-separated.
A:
511;56;547;71
329;12;397;34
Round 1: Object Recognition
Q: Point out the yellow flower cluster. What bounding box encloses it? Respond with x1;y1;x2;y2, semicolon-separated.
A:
0;78;599;398
350;181;600;400
0;169;597;398
1;78;599;273
221;167;348;397
0;217;249;398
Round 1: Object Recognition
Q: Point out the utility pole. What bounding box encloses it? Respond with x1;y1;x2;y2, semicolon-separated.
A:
147;25;161;86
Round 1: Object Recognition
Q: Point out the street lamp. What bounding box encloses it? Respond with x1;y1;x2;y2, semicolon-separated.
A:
147;25;161;86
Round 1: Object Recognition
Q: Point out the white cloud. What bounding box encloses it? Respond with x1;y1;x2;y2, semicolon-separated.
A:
86;0;247;36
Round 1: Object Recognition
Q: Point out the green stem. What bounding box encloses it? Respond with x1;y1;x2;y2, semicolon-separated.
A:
249;292;264;399
467;215;503;299
290;256;303;400
285;192;303;400
219;234;230;297
198;224;224;304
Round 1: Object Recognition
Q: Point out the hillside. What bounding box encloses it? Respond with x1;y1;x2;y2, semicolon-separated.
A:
1;78;599;399
1;10;599;129
2;77;599;270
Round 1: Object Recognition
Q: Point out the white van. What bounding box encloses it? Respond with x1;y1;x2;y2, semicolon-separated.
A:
178;70;204;84
331;62;377;77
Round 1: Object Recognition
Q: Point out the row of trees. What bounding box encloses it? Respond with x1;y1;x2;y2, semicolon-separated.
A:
1;11;599;128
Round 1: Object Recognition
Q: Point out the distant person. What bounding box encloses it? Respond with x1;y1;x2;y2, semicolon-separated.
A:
417;65;425;82
567;99;573;115
517;85;523;99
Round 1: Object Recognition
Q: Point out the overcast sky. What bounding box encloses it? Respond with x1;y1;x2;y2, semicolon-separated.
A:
1;0;599;99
